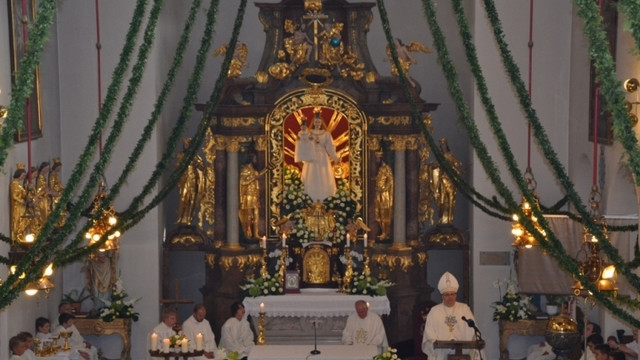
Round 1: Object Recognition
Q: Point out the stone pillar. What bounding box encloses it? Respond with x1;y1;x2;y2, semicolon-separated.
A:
389;135;415;249
226;139;241;248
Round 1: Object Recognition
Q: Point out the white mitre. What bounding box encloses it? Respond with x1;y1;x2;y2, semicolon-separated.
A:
438;271;459;294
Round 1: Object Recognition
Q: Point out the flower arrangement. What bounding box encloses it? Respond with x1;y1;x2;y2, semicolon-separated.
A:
215;348;239;360
491;278;532;321
374;347;400;360
170;333;186;349
350;271;394;296
98;279;141;322
281;167;357;244
240;273;284;297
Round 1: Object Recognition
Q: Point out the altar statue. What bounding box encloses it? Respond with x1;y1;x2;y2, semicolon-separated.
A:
385;38;431;87
35;161;52;225
10;164;27;242
431;138;461;225
176;138;206;226
375;160;394;240
239;162;268;239
49;158;66;226
294;109;339;202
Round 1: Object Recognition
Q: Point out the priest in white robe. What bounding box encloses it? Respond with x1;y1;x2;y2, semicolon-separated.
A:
149;307;179;355
422;272;486;360
182;304;217;359
342;300;388;348
54;313;99;360
220;302;254;360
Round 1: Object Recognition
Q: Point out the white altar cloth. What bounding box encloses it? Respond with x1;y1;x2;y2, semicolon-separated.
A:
248;344;379;360
243;290;390;317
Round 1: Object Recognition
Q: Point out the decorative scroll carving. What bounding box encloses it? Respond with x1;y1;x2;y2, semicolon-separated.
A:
219;254;262;271
371;253;413;272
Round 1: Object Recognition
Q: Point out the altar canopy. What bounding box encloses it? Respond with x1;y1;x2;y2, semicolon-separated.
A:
248;344;379;360
243;291;391;317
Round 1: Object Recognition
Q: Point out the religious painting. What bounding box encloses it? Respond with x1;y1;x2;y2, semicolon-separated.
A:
265;87;367;240
588;0;617;145
7;0;44;142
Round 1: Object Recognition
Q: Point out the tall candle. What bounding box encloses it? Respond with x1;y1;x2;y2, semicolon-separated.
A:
195;333;203;351
282;234;286;247
162;338;170;353
181;338;189;353
150;333;158;351
346;233;350;247
364;233;368;248
261;236;266;249
260;302;265;313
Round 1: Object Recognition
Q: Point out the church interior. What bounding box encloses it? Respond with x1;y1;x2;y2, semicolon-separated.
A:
1;0;640;359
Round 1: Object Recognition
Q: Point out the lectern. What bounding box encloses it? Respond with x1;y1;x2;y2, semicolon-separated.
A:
433;340;485;360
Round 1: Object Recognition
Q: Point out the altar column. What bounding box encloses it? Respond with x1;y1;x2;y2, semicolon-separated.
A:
389;136;410;249
226;139;241;248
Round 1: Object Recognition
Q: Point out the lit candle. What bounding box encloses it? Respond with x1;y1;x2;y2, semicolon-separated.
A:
181;338;189;353
282;234;286;247
364;233;368;248
261;236;266;249
346;233;350;247
150;333;158;351
260;302;265;313
196;333;203;351
162;338;170;353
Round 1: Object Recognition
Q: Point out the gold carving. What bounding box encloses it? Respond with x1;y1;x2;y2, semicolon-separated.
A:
417;135;434;226
365;71;378;83
219;254;262;271
303;244;330;284
199;129;216;236
255;71;269;84
213;135;227;151
373;116;411;126
386;39;431;87
226;136;252;153
388;135;417;151
367;135;382;153
239;164;268;239
303;202;336;242
427;231;462;246
254;135;268;151
171;233;204;247
213;43;249;78
430;138;461;225
304;0;322;11
221;117;260;127
372;253;413;272
375;161;393;240
176;138;206;226
206;254;216;269
416;251;428;266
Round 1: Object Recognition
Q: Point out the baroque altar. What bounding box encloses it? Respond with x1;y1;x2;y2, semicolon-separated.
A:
164;0;465;346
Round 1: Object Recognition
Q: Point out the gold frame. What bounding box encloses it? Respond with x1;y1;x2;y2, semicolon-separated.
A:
265;87;367;237
8;0;44;142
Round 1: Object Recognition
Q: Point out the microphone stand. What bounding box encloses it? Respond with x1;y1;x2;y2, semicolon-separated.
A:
310;320;320;355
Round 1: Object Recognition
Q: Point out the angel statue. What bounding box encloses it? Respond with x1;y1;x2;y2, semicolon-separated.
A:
213;42;249;78
385;38;431;87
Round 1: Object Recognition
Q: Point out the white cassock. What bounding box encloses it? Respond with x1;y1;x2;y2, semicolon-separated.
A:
219;317;254;358
53;324;99;360
342;312;388;347
526;341;555;360
10;349;37;360
421;302;486;360
182;315;217;359
295;128;338;202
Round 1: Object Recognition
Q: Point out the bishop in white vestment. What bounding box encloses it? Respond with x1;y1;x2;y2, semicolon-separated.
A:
422;272;486;360
342;300;388;347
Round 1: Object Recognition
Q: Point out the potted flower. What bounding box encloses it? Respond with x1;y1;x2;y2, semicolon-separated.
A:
545;295;565;316
62;288;91;315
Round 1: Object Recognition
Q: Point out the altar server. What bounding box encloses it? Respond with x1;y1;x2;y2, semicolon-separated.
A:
422;271;485;360
54;313;99;360
182;303;217;359
220;302;254;360
342;300;388;348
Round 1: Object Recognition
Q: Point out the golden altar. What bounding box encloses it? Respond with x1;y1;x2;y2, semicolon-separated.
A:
498;319;548;360
74;318;131;360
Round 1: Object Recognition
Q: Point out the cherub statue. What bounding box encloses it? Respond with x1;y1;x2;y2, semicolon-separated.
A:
213;42;249;78
385;38;431;87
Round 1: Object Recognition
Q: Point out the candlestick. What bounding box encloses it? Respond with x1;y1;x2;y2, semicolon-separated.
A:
364;233;368;248
257;312;267;345
181;338;189;353
346;233;350;247
261;236;266;249
281;234;286;248
196;333;203;351
162;338;170;353
150;333;158;351
341;244;353;293
260;302;265;313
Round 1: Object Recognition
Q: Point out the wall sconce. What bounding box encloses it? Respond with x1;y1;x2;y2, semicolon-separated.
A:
624;78;639;126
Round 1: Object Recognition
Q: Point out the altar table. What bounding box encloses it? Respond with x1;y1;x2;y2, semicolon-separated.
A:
36;350;73;360
243;290;390;345
74;318;131;360
499;319;548;360
248;344;379;360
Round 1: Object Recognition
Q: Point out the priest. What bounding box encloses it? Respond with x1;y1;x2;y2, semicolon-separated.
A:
342;300;388;348
421;272;485;360
182;304;217;359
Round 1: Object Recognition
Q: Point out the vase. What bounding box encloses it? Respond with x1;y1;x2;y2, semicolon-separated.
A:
546;304;558;315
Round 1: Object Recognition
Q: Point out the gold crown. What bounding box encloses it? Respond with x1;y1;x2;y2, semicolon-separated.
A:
16;163;25;170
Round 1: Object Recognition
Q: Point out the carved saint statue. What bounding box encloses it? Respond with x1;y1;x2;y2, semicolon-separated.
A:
10;164;27;242
49;158;67;227
375;160;394;240
294;109;339;202
176;138;206;226
385;38;431;87
238;162;267;239
35;161;52;229
430;138;462;225
213;42;249;78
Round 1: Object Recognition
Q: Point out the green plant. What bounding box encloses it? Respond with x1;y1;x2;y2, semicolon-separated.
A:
240;273;284;297
545;295;565;306
350;272;394;296
374;347;400;360
63;288;91;303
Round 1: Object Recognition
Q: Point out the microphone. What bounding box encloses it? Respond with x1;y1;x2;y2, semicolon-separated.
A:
461;316;484;342
310;320;321;355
